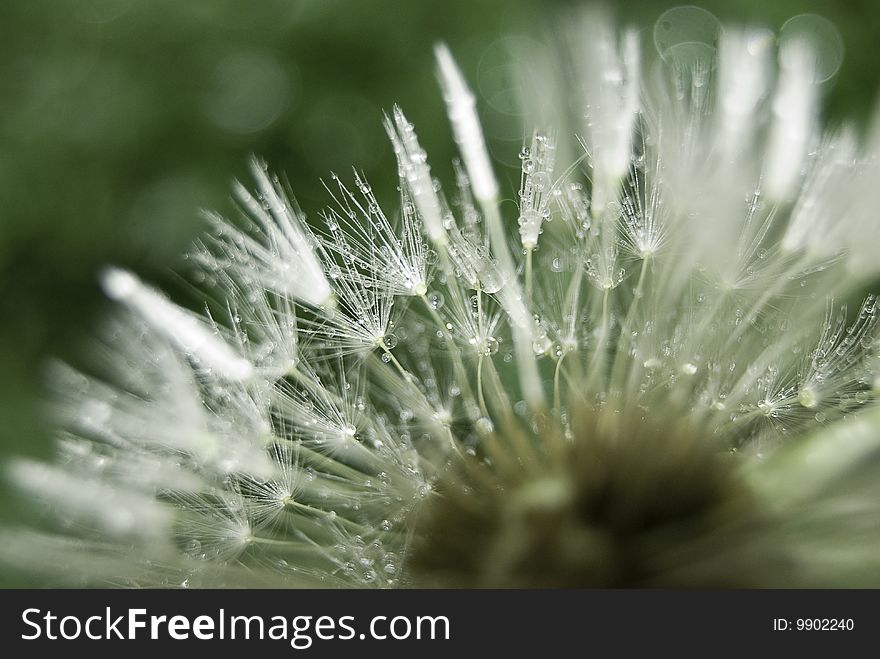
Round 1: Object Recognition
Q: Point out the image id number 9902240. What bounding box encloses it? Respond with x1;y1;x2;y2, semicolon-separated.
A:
773;618;855;631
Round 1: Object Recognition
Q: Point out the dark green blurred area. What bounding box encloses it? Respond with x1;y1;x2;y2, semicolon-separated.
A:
0;0;877;583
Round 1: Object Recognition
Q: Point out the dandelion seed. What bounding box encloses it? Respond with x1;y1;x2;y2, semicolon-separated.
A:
319;170;428;297
766;37;818;200
435;43;499;205
385;106;447;247
100;267;254;381
518;132;557;250
198;157;333;308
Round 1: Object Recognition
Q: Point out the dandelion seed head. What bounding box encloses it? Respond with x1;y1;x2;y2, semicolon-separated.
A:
6;9;880;588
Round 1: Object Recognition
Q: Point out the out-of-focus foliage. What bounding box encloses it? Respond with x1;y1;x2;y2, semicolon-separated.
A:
0;0;877;583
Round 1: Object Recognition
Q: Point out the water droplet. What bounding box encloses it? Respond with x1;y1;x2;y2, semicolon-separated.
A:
799;385;819;409
531;172;551;192
428;291;445;310
518;208;540;228
382;334;398;349
482;336;500;356
532;335;552;355
475;417;494;434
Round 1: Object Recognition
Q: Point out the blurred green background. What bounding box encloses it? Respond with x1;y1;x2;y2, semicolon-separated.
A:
0;0;877;583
